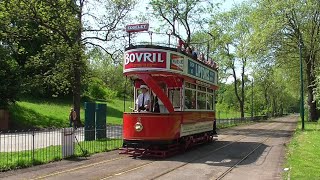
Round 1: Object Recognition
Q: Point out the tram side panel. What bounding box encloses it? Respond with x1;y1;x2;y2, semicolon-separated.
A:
123;111;215;142
123;113;181;141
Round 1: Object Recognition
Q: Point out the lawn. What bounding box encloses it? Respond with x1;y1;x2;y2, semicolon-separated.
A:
284;121;320;179
0;138;123;172
9;97;132;129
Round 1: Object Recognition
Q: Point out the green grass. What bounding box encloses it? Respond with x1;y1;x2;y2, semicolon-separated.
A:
284;121;320;180
0;138;123;172
9;97;132;129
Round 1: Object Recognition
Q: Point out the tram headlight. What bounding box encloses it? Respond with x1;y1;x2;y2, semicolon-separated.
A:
134;122;143;132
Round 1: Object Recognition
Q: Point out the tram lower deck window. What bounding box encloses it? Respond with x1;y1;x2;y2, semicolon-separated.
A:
185;89;196;109
197;92;206;109
207;94;214;110
169;89;181;109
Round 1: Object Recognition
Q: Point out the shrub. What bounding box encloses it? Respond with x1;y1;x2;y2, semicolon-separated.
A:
85;77;117;101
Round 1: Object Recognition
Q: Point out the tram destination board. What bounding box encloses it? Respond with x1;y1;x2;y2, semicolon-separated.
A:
188;60;215;84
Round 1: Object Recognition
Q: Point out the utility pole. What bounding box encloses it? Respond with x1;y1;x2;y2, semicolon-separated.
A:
299;34;304;130
251;78;254;121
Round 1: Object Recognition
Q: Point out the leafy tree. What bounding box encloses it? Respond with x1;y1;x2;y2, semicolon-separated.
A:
251;0;320;121
150;0;217;45
208;3;254;118
0;0;136;125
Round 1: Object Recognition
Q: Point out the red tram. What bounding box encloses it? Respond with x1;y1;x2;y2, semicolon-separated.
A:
120;27;218;157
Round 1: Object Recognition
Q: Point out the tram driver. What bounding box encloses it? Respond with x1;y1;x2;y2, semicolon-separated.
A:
136;85;151;112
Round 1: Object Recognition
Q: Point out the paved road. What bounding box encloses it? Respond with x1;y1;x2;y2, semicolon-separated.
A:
0;115;297;180
0;126;122;152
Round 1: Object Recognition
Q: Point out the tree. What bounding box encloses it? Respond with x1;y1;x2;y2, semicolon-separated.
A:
208;3;254;118
1;0;136;125
251;0;320;121
150;0;216;45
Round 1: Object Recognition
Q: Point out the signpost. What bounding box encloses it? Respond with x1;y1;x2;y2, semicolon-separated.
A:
126;23;149;33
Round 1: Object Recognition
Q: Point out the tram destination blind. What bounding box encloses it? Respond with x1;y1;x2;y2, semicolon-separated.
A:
188;60;215;84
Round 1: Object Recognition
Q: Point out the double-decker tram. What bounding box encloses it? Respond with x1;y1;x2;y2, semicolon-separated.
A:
120;24;219;157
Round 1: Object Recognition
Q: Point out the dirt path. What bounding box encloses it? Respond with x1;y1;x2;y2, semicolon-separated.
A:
0;115;297;180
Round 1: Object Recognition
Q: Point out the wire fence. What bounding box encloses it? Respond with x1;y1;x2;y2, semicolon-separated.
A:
0;125;123;172
0;115;268;172
216;115;268;128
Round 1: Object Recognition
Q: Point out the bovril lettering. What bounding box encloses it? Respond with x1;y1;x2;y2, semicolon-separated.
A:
125;52;165;65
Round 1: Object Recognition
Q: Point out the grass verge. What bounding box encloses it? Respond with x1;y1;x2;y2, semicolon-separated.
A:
0;138;123;172
9;97;132;129
283;121;320;179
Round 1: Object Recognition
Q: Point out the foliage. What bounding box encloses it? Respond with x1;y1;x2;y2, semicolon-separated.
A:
0;46;21;109
0;0;137;125
250;0;320;121
150;0;218;45
208;2;254;118
85;77;117;100
87;47;133;98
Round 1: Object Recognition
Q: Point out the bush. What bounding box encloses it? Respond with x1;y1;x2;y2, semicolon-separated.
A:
85;77;117;101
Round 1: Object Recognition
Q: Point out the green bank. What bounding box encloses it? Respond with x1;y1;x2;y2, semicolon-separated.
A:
284;121;320;179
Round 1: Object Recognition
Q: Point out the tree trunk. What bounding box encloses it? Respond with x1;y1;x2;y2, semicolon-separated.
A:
73;61;82;126
240;58;245;119
305;54;318;121
240;101;244;119
72;0;84;126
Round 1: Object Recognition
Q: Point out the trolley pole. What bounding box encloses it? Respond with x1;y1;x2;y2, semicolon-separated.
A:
299;34;305;130
251;78;253;121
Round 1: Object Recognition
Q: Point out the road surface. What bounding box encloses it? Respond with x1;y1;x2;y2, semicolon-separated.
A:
0;115;297;180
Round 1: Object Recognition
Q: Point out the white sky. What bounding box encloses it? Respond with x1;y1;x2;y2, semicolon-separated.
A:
132;0;244;38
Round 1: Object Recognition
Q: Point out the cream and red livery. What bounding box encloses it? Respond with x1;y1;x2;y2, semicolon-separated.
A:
121;43;218;157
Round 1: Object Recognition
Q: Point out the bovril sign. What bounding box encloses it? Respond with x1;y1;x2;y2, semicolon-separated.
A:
124;51;167;69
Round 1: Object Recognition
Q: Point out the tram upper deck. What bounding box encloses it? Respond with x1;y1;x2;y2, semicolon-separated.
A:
124;44;218;88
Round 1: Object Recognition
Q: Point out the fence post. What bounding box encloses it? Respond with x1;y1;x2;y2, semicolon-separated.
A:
32;130;35;165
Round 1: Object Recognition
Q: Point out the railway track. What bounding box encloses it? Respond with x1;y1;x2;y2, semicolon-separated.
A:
29;120;285;180
97;121;283;180
213;137;271;180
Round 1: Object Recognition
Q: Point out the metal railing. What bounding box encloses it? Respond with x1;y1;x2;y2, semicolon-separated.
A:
216;115;268;127
0;125;123;172
0;115;267;172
